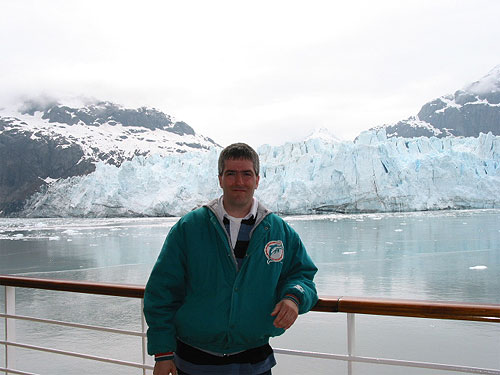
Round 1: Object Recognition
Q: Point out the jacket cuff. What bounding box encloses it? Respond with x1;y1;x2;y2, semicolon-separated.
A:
155;352;174;361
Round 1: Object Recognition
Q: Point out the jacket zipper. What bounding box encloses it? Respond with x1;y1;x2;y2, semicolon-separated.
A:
207;203;272;270
209;214;238;270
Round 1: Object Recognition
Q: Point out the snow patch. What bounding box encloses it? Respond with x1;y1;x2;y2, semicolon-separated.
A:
464;65;500;95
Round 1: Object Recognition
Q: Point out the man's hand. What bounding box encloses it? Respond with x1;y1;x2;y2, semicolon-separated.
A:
271;299;299;329
153;359;177;375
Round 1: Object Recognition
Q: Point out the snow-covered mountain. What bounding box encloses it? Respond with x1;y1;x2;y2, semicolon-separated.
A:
17;130;500;217
371;65;500;138
0;99;218;215
305;127;341;143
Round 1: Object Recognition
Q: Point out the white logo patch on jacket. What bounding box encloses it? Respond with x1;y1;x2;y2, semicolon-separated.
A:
293;285;305;294
264;240;284;264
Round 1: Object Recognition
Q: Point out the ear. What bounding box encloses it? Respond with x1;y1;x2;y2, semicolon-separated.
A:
218;174;223;188
255;175;260;189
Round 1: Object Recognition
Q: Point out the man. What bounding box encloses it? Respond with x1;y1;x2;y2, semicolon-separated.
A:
144;143;318;375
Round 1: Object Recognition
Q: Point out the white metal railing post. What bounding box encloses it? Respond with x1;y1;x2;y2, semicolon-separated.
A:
141;299;147;375
4;286;16;375
347;313;356;375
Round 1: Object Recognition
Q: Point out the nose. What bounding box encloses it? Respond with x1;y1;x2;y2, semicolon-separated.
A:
235;172;244;184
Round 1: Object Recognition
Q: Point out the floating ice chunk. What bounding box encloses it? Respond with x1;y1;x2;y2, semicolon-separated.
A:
342;251;357;255
48;236;60;241
62;229;79;235
469;265;487;270
394;229;403;232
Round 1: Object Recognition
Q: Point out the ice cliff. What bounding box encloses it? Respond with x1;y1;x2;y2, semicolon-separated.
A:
19;130;500;217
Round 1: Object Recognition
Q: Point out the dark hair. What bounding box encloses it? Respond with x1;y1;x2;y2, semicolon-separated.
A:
218;143;259;176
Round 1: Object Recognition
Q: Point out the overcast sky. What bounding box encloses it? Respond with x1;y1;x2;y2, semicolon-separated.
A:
1;0;499;147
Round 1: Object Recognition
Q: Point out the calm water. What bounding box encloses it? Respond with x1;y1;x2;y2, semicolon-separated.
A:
1;210;499;374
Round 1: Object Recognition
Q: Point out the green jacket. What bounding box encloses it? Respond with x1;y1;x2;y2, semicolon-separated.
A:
144;199;318;355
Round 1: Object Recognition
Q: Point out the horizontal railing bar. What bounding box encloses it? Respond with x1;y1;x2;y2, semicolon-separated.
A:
338;297;500;323
274;348;500;374
2;347;498;375
0;275;144;298
0;340;154;371
2;275;500;322
0;313;145;337
0;367;38;375
337;296;500;322
350;355;500;375
274;347;349;361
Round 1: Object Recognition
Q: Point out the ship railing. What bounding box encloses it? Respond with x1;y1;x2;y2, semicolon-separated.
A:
1;275;500;375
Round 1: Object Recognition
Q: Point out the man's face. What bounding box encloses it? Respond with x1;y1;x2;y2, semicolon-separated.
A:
218;158;260;216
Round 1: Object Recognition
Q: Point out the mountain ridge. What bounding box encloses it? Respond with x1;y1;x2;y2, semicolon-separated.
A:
369;65;500;138
0;100;218;215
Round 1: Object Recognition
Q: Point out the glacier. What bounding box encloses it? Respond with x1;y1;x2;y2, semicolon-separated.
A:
19;130;500;217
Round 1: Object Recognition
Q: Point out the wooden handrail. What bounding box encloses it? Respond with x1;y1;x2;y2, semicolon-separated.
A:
336;296;500;323
2;275;500;322
0;275;145;299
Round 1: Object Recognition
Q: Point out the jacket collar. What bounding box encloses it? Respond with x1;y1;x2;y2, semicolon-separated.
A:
205;197;271;229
